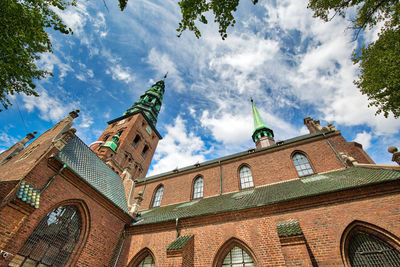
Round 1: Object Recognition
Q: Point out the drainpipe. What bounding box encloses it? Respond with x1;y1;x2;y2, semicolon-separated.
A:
176;218;180;238
113;229;126;267
219;160;222;195
322;132;346;168
40;164;67;193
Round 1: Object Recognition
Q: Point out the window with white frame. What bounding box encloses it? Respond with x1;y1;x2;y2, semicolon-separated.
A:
239;166;254;189
221;246;255;267
152;186;164;207
193;177;204;199
292;152;314;177
137;254;155;267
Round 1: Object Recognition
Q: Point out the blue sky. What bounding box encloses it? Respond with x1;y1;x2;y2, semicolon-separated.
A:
1;0;399;175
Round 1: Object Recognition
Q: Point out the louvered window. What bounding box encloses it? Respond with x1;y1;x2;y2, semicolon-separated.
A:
222;246;255;267
9;205;82;267
292;153;314;177
239;166;254;189
137;254;155;267
152;186;164;207
348;231;400;266
193;177;204;199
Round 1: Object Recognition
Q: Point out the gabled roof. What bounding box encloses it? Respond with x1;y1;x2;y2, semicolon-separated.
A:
138;131;333;183
55;137;129;214
133;167;400;226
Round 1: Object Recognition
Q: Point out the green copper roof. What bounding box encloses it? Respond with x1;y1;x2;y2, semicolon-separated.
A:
102;132;120;152
277;220;302;237
124;74;167;128
251;99;274;142
167;235;194;250
55;137;129;214
133;167;400;226
16;181;40;208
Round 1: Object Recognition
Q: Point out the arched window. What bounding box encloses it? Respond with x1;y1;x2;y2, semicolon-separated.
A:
137;254;155;267
292;152;314;177
10;205;82;267
239;165;254;189
348;231;400;266
142;145;149;158
222;246;255;267
132;134;141;148
152;185;164;207
193;176;204;199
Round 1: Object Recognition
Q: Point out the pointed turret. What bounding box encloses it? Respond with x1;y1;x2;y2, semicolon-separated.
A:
124;73;167;127
251;98;275;149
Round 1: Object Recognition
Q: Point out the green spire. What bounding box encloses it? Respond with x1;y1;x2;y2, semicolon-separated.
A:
102;132;120;152
123;74;167;127
251;98;274;143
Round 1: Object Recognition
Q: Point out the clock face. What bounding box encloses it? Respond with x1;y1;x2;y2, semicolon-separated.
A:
146;126;152;135
118;119;125;125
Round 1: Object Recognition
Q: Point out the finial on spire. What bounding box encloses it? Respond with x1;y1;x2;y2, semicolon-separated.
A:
162;72;168;81
250;97;254;103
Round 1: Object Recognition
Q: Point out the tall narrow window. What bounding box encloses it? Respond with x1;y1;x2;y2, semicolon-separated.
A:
152;185;164;207
137;254;155;267
222;246;255;267
9;205;82;267
348;231;400;266
239;166;254;189
292;152;314;177
142;145;149;158
132;134;141;148
193;176;204;199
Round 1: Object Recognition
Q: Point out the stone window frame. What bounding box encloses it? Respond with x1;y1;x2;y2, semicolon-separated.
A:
9;199;90;267
127;247;156;267
212;237;257;267
238;164;254;190
290;150;315;177
191;175;204;200
340;220;400;267
150;184;164;208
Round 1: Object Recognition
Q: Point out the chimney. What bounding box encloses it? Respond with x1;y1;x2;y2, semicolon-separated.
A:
388;146;400;165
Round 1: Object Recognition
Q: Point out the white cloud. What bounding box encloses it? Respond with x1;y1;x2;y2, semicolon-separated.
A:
106;64;135;83
148;116;207;176
354;131;372;150
0;132;19;150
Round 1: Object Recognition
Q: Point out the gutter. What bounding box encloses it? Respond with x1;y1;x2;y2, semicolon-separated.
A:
40;163;67;193
113;229;126;267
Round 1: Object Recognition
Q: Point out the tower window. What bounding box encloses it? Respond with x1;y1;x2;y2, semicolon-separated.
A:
138;254;155;267
132;134;141;148
193;176;204;199
142;145;149;158
239;165;254;189
292;152;314;177
152;185;164;207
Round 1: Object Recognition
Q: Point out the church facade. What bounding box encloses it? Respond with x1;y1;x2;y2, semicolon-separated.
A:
1;77;400;267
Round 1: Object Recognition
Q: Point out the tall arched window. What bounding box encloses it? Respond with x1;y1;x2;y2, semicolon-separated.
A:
222;246;255;267
239;165;254;189
152;185;164;207
9;205;82;267
292;152;314;177
137;254;155;267
193;176;204;199
348;231;400;266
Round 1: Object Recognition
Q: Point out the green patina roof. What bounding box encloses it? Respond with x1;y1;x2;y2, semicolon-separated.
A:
101;132;120;152
277;220;302;237
133;167;400;226
55;137;129;214
16;181;41;208
251;99;274;142
167;235;194;250
138;131;331;183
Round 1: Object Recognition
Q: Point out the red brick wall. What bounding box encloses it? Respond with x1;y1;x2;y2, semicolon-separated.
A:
134;133;352;210
122;186;400;266
1;157;128;267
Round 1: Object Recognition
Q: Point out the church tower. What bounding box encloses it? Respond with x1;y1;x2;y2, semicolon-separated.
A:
93;75;166;207
251;98;275;148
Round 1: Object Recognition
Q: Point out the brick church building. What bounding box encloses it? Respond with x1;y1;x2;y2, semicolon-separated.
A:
1;76;400;266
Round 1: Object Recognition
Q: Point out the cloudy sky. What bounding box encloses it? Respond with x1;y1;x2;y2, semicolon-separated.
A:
1;0;399;175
